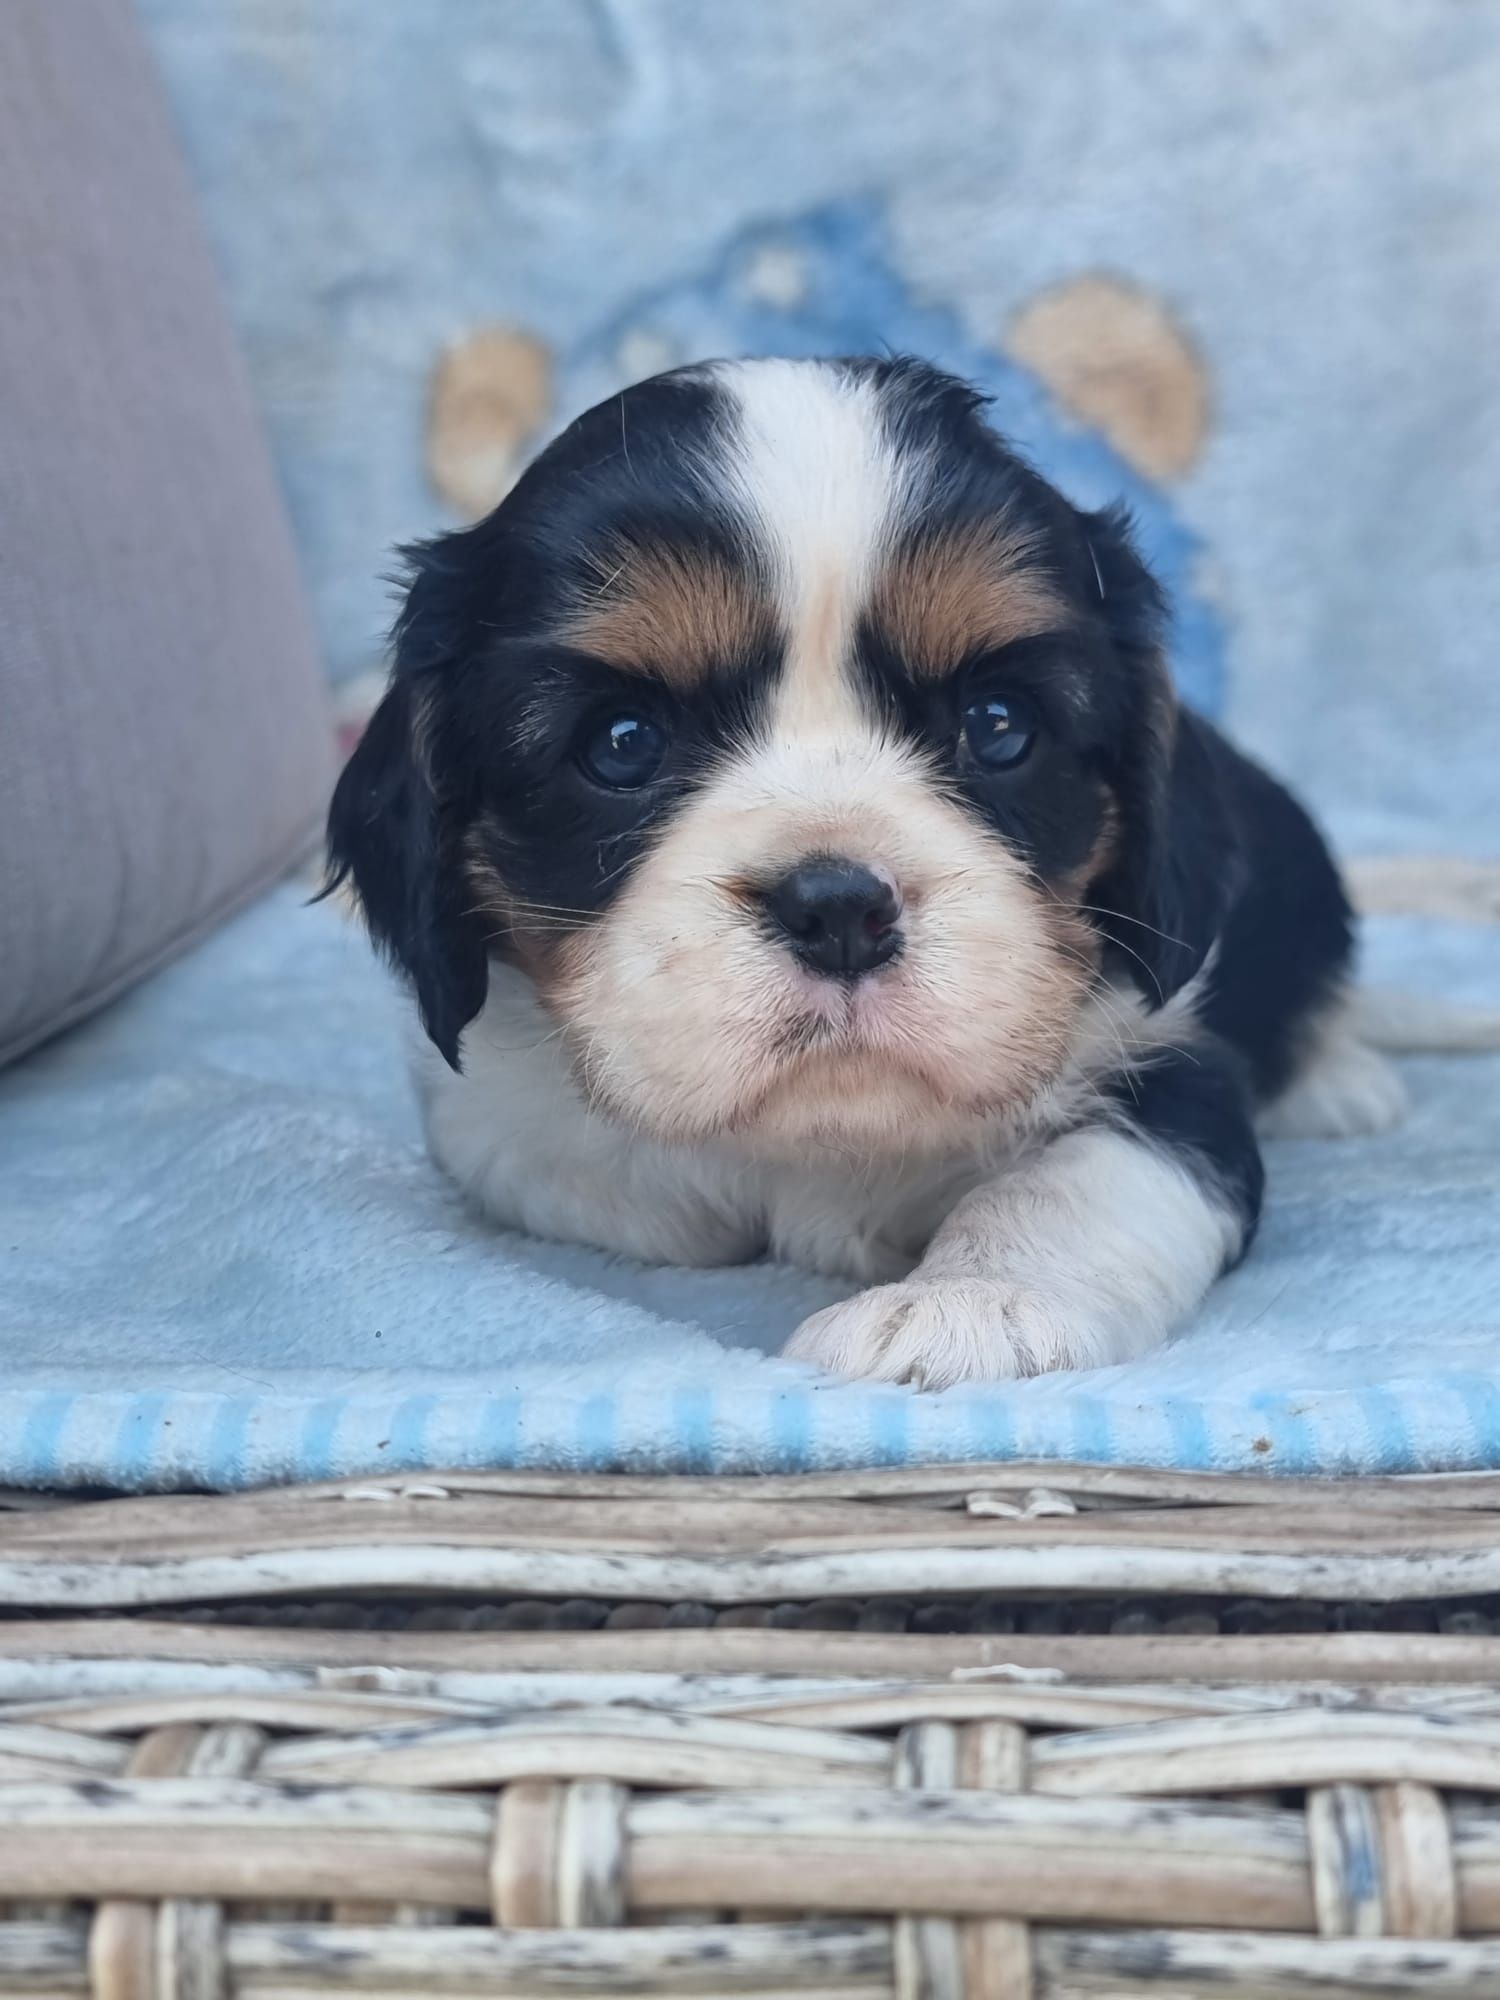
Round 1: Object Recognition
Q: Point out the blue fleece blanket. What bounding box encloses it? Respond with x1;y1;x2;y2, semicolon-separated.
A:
0;882;1497;1490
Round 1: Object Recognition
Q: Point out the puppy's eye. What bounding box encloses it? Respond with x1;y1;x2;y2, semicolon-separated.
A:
961;689;1039;771
577;712;669;789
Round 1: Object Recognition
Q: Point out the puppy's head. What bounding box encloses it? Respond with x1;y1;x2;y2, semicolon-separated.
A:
328;356;1229;1155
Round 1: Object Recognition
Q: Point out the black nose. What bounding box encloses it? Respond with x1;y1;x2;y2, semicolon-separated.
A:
762;858;903;978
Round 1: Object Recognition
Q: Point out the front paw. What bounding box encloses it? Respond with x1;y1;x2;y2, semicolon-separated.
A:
785;1277;1121;1389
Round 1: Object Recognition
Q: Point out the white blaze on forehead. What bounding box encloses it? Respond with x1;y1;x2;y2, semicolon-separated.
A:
712;359;913;735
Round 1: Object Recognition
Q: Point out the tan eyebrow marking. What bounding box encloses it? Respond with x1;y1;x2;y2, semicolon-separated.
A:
564;544;777;690
869;520;1072;678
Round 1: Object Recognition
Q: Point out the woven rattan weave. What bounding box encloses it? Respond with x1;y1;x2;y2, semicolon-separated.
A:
3;1463;1500;1996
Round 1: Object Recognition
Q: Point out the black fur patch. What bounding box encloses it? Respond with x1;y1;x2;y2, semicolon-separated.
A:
1106;1038;1266;1264
1194;734;1354;1099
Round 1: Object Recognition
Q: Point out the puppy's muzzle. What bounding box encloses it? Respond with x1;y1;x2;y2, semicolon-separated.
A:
758;856;903;979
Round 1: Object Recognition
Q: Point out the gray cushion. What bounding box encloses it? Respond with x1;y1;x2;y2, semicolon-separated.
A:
0;0;332;1067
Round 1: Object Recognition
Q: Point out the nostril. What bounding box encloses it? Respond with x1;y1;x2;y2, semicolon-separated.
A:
781;900;826;942
863;887;900;937
762;857;905;978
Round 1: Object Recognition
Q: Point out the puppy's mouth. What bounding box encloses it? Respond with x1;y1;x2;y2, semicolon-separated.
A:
755;971;1003;1115
772;970;909;1058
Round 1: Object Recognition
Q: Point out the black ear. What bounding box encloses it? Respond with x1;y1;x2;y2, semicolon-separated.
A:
324;665;489;1070
1081;504;1242;1006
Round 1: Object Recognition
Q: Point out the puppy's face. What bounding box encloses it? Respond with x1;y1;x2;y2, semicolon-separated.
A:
330;357;1203;1156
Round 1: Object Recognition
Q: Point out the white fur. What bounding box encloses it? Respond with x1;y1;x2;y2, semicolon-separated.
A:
424;957;1247;1386
1259;998;1408;1139
423;963;982;1283
419;970;761;1270
713;357;908;698
784;1127;1245;1388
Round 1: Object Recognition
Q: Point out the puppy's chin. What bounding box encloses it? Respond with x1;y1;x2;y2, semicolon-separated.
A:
540;932;1092;1161
566;1013;1073;1159
726;1053;1017;1158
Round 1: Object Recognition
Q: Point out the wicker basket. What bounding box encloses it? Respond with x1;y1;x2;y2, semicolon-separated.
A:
4;1463;1500;1997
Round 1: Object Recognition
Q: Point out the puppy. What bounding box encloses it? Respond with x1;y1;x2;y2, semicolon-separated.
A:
327;356;1403;1387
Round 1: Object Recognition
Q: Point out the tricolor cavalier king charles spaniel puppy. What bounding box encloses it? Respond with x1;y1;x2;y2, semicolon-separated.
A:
328;356;1402;1387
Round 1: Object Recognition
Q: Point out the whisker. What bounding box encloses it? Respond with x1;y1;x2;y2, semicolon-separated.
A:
1072;904;1193;953
1038;882;1172;991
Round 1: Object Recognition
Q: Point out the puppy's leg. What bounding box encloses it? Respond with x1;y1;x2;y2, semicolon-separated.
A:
785;1045;1262;1388
1258;994;1408;1140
